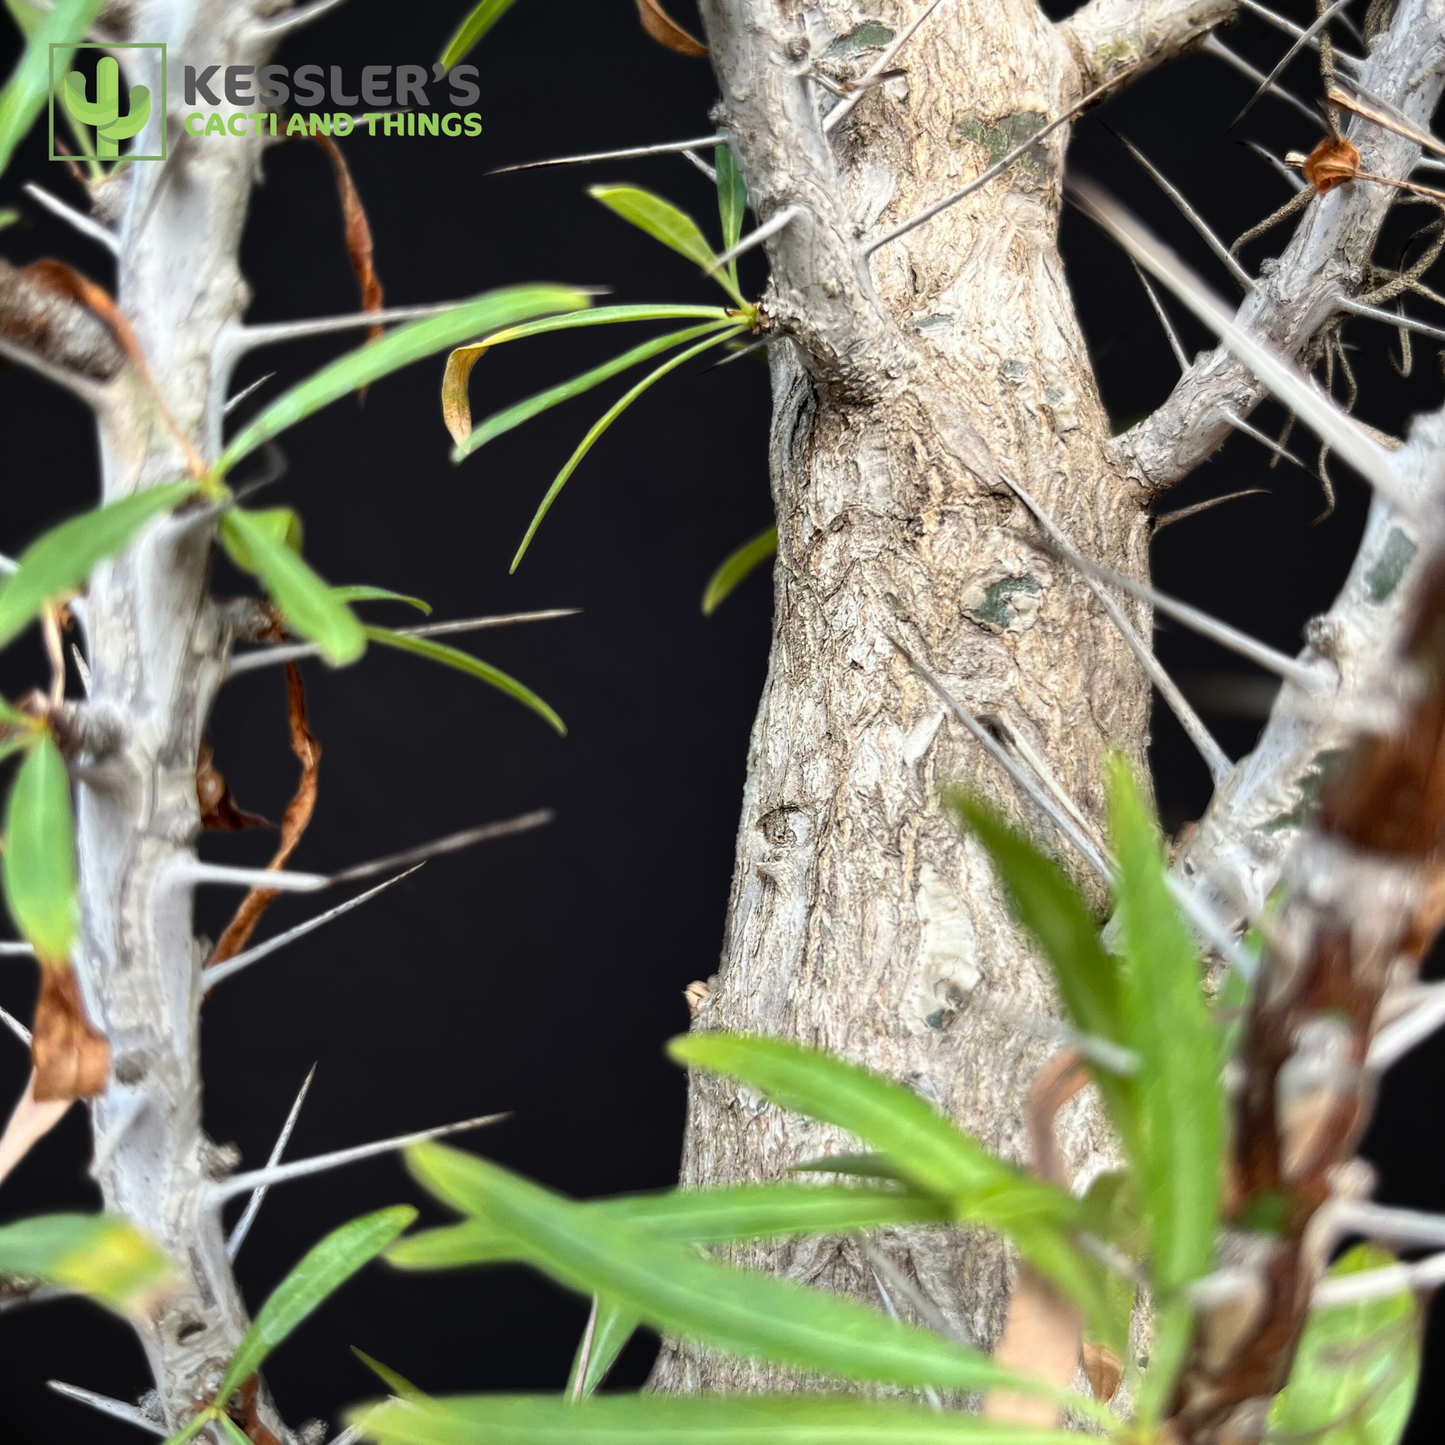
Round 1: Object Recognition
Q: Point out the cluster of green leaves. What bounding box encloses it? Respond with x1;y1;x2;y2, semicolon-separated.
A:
440;139;759;574
344;760;1420;1445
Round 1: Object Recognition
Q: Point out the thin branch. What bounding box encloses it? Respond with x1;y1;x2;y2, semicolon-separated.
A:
208;1111;507;1203
865;74;1126;256
1107;129;1254;291
248;0;353;41
999;475;1235;783
822;0;952;134
706;206;802;274
21;185;118;255
1074;180;1410;512
227;1064;317;1262
204;869;421;991
224;372;275;417
1232;0;1355;129
223;610;581;676
1202;35;1323;129
47;1382;164;1437
1338;295;1445;343
488;135;727;175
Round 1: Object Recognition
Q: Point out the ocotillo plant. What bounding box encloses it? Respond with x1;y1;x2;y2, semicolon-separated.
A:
6;0;1445;1442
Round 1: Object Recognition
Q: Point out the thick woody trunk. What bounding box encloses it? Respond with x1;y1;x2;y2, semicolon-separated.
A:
656;0;1226;1390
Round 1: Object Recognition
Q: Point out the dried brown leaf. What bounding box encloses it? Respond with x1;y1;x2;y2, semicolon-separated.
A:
0;1070;72;1188
636;0;707;56
441;341;492;444
32;966;110;1102
197;743;271;832
208;664;320;965
1300;134;1360;194
1082;1341;1122;1402
983;1267;1082;1424
315;131;384;405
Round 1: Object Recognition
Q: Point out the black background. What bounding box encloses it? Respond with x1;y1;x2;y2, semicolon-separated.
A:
2;1;1443;1439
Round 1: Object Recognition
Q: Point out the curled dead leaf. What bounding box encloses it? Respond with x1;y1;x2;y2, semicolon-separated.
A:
197;743;271;832
32;966;110;1102
441;341;492;445
208;664;320;966
1301;134;1360;194
0;1070;72;1189
315;132;384;404
1082;1340;1122;1402
636;0;707;56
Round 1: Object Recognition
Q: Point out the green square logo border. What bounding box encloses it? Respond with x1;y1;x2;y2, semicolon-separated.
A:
49;42;168;164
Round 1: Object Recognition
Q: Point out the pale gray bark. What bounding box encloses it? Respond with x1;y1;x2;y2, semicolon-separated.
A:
656;0;1445;1401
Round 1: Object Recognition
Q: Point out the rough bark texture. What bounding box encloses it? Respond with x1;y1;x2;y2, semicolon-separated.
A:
656;0;1445;1401
655;0;1234;1391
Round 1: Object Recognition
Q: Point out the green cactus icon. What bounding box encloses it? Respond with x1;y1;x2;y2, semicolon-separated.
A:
63;57;151;158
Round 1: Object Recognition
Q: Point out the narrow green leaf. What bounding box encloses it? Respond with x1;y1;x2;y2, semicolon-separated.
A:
715;135;747;293
4;734;77;962
222;510;365;667
353;1346;428;1402
365;627;564;735
590;186;744;306
0;482;199;652
0;0;108;178
157;1414;213;1445
213;1415;253;1445
406;1143;1047;1398
511;327;744;571
565;1296;641;1400
701;526;776;615
455;321;737;463
471;304;735;348
3;1;45;41
668;1033;1071;1223
947;791;1137;1149
215;1206;415;1407
440;0;520;71
1268;1245;1420;1445
1107;756;1222;1293
355;1392;1081;1445
387;1182;951;1269
332;586;432;615
218;506;302;572
218;286;591;474
0;1212;175;1314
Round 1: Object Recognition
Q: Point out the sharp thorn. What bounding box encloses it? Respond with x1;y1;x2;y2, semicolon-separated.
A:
705;206;801;274
866;75;1121;256
1238;0;1362;71
209;1111;509;1203
1131;259;1190;371
1221;410;1310;472
679;148;717;182
1153;489;1269;532
889;637;1113;881
1230;0;1354;130
0;1003;31;1046
1339;296;1445;344
1069;180;1410;514
224;610;581;677
1238;139;1308;193
235;303;471;356
21;184;118;254
488;135;726;174
1106;127;1254;291
1326;1200;1445;1252
171;861;332;894
204;869;422;991
860;1239;964;1345
1311;1251;1445;1307
227;1064;318;1262
328;812;554;885
1326;77;1445;161
248;0;353;41
698;336;773;373
572;1297;600;1403
999;474;1234;783
1202;36;1324;130
224;372;276;417
1369;983;1445;1069
329;1428;365;1445
71;644;91;695
47;1381;165;1437
822;0;950;134
0;941;35;955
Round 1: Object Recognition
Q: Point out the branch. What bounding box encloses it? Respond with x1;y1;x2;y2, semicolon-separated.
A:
1117;0;1445;494
1058;0;1238;92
